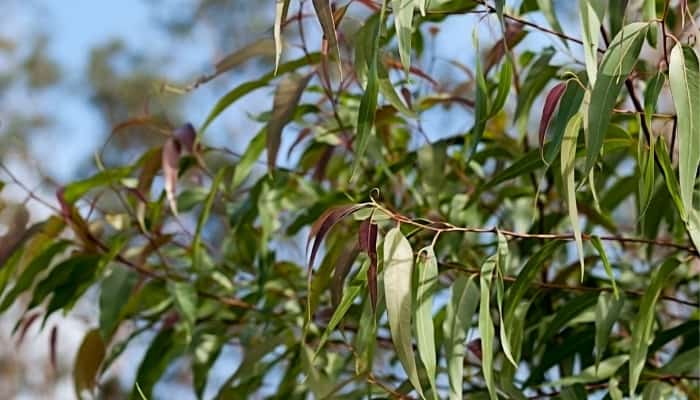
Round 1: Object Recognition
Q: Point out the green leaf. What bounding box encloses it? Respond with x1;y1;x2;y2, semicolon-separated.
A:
63;166;133;204
0;240;70;313
644;72;665;132
513;48;558;125
594;293;624;370
214;39;276;79
490;57;512;118
393;0;414;74
669;44;700;219
659;346;700;374
316;266;363;352
479;255;498;400
578;0;605;85
231;129;266;189
169;281;198;343
99;267;138;340
560;112;585;279
585;22;648;174
352;7;382;177
355;295;379;374
199;53;320;135
415;246;438;399
443;274;479;400
274;1;291;73
643;0;657;46
193;169;225;270
547;355;629;386
655;138;685;219
590;236;618;298
637;134;656;217
193;333;224;399
629;258;680;396
267;74;312;170
130;327;186;400
495;233;516;367
301;344;334;398
74;329;106;400
383;227;424;398
539;292;598;349
468;38;490;160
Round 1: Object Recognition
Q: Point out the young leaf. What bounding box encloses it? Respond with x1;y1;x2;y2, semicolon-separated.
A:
415;246;438;399
359;218;379;310
561;113;585;279
490;57;512;118
544;80;585;164
74;329;106;400
668;44;700;217
585;22;648;174
539;81;567;158
169;281;198;343
130;327;186;400
383;227;424;398
479;255;498;400
443;275;479;400
274;0;291;74
594;292;624;370
162;137;181;216
267;74;312;171
548;355;629;386
629;258;680;396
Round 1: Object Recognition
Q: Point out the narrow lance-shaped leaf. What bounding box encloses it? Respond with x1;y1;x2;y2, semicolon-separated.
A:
352;6;383;178
415;246;438;399
490;57;512;117
539;81;567;159
594;293;624;371
668;44;700;219
585;22;648;175
590;236;618;297
393;0;414;75
383;227;424;398
544;79;585;164
578;0;605;85
655;139;685;219
267;73;312;171
312;0;341;64
479;255;498;400
215;39;276;79
359;218;379;310
443;275;479;400
468;36;490;160
548;355;629;386
274;0;291;74
495;232;517;367
643;0;657;47
629;258;680;396
644;72;665;132
561;113;585;279
162;137;181;216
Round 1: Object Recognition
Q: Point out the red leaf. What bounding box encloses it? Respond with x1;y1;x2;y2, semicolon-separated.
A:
539;82;567;152
16;311;40;347
162;137;181;215
306;204;370;295
358;218;378;310
467;338;482;360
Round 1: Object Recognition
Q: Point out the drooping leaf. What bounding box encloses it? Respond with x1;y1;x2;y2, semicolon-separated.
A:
193;333;224;399
536;0;567;47
162;137;181;216
585;22;648;174
62;166;133;205
561;112;585;279
590;236;619;297
494;233;516;368
643;0;657;46
644;72;665;132
274;1;291;73
655;138;685;219
199;53;320;134
629;258;680;396
383;227;424;398
358;218;379;310
214;39;276;81
231;129;266;189
594;292;624;370
415;246;438;399
267;73;312;171
544;79;585;164
393;0;414;74
513;48;558;124
637;134;656;217
130;327;186;400
312;0;340;62
99;267;138;340
668;44;700;219
74;329;106;400
192;169;224;270
539;81;567;158
479;255;498;400
578;0;605;85
169;281;198;343
468;45;490;160
490;57;512;118
443;274;479;400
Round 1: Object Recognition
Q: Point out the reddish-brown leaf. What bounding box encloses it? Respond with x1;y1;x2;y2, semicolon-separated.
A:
287;127;313;159
467;338;482;360
137;147;163;198
162;137;181;215
49;325;58;371
358;218;378;310
330;245;359;308
16;311;41;347
539;82;567;153
485;22;525;73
